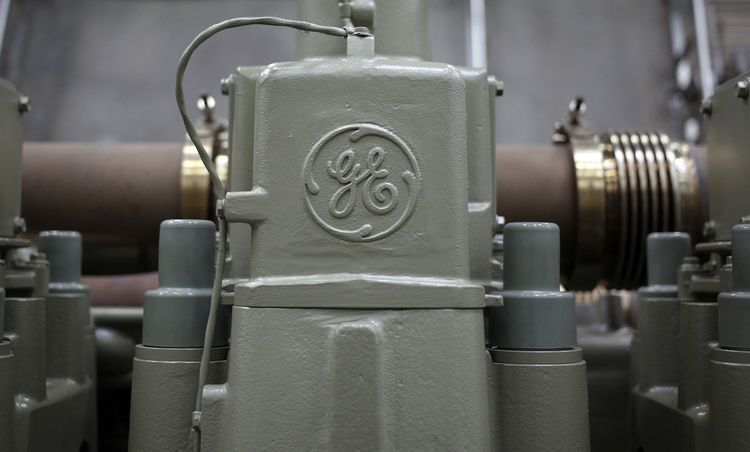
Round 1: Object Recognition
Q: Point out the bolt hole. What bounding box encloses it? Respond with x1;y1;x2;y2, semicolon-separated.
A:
79;441;89;452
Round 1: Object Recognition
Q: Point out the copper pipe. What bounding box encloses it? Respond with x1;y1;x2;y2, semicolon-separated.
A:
82;272;158;307
495;144;578;276
21;140;704;294
22;142;185;244
496;139;706;290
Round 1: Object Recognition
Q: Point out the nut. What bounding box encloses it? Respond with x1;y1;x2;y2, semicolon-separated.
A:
494;79;504;97
18;96;30;114
12;217;26;234
736;78;750;99
220;78;232;96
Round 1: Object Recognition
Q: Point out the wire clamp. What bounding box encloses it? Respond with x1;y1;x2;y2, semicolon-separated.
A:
216;198;226;220
192;410;202;432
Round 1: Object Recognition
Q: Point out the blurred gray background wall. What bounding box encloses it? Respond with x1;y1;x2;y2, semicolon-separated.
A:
0;0;678;144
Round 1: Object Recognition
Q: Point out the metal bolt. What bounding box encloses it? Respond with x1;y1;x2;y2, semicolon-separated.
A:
197;94;215;111
12;217;26;234
485;293;503;307
351;26;371;36
736;78;750;99
487;76;503;97
220;78;231;96
552;121;569;145
568;96;586;115
494;79;504;97
197;94;216;124
215;198;226;219
18;95;30;114
492;235;503;252
494;215;505;234
30;251;46;264
191;411;202;431
700;98;712;117
566;96;587;128
703;220;717;240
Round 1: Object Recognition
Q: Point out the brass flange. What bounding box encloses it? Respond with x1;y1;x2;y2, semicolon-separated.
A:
568;129;702;289
180;96;229;219
560;98;703;290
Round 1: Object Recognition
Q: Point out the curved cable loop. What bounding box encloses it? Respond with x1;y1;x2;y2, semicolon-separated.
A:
177;17;348;451
176;17;348;199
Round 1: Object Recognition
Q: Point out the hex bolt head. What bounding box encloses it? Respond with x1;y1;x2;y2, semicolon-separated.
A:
552;121;569;144
220;78;231;96
494;215;505;234
12;217;26;234
18;95;30;114
703;220;717;240
733;224;750;291
196;94;215;111
487;75;503;97
494;79;504;97
736;78;750;99
568;96;587;115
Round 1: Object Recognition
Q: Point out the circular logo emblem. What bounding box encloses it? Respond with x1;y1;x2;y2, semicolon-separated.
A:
303;123;422;242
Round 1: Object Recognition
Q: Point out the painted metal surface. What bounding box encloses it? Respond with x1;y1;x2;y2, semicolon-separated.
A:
0;78;23;238
126;1;517;448
201;27;496;450
488;349;590;452
629;232;703;452
0;77;97;450
706;73;750;240
710;224;750;451
204;307;490;451
487;223;589;452
129;346;228;452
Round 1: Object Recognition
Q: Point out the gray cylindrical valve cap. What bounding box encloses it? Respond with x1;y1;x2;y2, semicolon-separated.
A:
157;220;215;289
490;222;576;349
646;232;692;286
718;224;750;349
503;222;560;291
38;230;87;293
143;219;229;348
0;287;4;336
0;260;4;334
733;224;750;291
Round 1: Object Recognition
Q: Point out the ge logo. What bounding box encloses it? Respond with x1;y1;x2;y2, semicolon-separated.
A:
303;124;422;242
